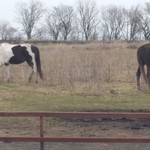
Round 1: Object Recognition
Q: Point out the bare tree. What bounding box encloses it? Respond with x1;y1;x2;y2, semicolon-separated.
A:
138;3;150;40
33;26;47;40
46;8;62;40
101;6;125;41
7;27;18;40
57;5;75;41
69;19;82;41
122;6;141;41
15;0;45;39
46;5;75;41
60;5;75;41
0;22;9;40
0;22;18;40
76;0;100;41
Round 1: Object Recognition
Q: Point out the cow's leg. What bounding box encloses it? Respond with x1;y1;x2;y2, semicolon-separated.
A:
136;66;141;90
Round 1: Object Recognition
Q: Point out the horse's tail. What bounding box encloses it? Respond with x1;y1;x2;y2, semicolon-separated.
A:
31;45;43;80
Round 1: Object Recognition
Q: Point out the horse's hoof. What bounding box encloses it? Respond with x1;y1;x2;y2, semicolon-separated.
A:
137;86;141;91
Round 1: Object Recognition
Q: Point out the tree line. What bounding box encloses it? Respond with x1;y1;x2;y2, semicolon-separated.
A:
0;0;150;41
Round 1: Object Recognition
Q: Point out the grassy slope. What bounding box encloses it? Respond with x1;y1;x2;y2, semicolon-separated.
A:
0;83;149;112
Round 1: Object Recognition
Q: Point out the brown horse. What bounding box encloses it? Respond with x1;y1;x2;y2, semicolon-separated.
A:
136;43;150;90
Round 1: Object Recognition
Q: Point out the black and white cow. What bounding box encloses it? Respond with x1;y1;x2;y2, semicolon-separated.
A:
0;43;43;82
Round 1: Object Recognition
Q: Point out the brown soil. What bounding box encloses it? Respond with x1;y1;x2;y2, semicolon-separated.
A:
0;117;150;150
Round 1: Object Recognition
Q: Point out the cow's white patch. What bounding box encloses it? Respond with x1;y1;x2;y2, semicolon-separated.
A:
0;43;14;66
21;44;37;72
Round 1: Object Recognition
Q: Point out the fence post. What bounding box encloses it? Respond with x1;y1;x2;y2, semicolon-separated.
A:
40;116;44;150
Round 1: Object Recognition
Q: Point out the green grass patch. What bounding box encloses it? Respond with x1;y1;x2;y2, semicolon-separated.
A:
0;83;149;112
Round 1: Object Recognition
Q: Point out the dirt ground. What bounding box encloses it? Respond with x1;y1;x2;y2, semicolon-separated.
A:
0;118;150;150
0;142;150;150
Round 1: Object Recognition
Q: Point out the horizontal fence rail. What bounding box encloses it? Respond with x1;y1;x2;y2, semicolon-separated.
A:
0;111;150;118
0;112;150;150
1;137;150;143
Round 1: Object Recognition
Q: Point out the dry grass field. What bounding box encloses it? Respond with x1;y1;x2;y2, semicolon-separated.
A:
39;41;138;95
0;41;148;94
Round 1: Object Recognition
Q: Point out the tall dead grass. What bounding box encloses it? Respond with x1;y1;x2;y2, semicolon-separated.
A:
0;41;147;95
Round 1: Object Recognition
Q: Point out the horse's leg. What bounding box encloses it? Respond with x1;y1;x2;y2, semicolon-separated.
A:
28;67;38;83
28;69;34;82
35;72;38;83
146;67;150;90
136;66;141;90
140;65;148;85
25;59;36;82
25;55;38;83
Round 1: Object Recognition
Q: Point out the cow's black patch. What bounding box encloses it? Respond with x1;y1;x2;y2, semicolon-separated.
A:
21;46;33;67
9;45;34;68
9;45;26;64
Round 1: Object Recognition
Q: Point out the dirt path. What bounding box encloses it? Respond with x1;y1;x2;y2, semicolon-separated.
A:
0;142;150;150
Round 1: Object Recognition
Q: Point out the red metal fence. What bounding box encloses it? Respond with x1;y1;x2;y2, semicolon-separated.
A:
0;112;150;150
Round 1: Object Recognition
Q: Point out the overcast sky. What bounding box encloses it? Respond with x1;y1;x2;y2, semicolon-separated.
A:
0;0;149;26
